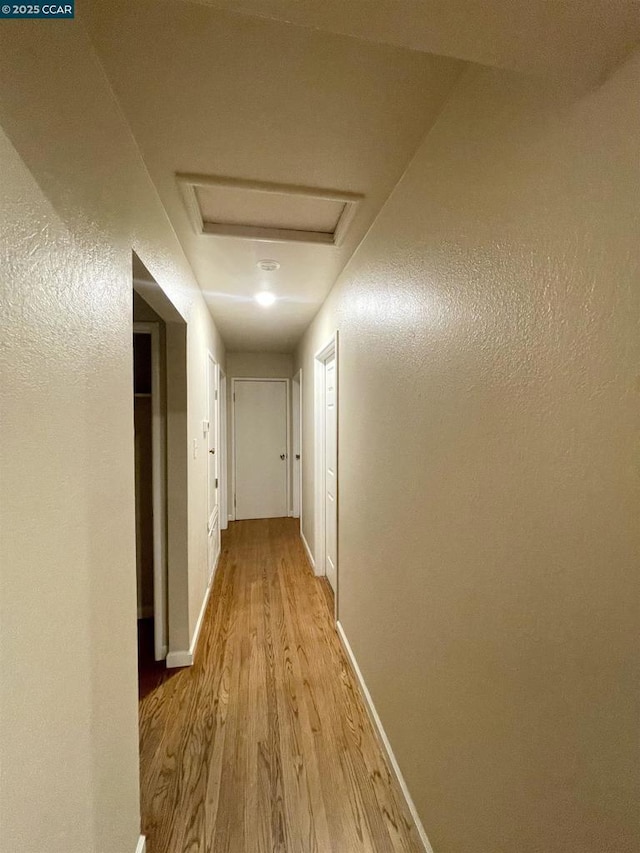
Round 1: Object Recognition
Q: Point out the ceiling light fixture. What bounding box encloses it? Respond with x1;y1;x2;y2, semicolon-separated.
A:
257;259;280;272
255;291;276;307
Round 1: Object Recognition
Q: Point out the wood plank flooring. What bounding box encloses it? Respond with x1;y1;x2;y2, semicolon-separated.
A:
139;518;422;853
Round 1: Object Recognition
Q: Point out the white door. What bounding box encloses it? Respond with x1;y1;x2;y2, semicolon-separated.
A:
207;354;220;580
324;356;337;592
234;379;288;520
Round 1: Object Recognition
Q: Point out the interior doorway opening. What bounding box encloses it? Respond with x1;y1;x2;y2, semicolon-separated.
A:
133;300;168;707
132;253;189;693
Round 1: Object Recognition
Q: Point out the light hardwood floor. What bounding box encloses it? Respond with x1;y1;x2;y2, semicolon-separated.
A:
139;518;422;853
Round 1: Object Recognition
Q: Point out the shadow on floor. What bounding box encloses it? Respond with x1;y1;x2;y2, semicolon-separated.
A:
137;617;181;700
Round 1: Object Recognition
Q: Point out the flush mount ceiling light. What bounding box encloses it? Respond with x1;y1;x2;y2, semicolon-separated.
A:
177;173;363;246
255;291;276;307
257;259;280;272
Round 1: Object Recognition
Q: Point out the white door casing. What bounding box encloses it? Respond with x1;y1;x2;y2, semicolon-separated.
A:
314;333;338;613
292;370;302;521
219;371;228;530
324;355;337;592
207;353;220;581
233;378;289;520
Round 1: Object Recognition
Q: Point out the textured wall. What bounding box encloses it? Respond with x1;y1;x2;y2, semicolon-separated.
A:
0;20;224;853
227;351;293;378
295;56;640;852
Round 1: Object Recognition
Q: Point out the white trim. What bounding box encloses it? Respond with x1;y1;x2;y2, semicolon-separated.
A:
135;835;146;853
166;649;193;669
219;370;228;530
193;558;218;651
176;172;363;247
336;621;435;853
299;369;303;528
203;221;337;246
313;356;325;576
133;322;168;662
285;378;292;516
314;333;339;619
206;352;219;541
232;377;287;521
207;352;222;576
166;549;219;668
292;368;302;523
231;377;290;521
230;378;236;522
300;530;315;571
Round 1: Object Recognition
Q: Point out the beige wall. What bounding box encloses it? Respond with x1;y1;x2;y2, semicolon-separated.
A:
133;289;164;323
0;20;224;853
226;351;293;379
295;56;640;853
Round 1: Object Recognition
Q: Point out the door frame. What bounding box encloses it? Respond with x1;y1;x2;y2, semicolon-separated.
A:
314;332;339;617
292;369;302;525
134;262;190;664
206;352;220;581
219;369;228;530
231;377;290;522
133;321;168;661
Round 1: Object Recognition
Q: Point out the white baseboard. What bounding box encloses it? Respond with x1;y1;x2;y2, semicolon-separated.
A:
166;551;219;669
300;529;315;571
135;835;146;853
336;621;435;853
228;513;234;522
166;648;193;668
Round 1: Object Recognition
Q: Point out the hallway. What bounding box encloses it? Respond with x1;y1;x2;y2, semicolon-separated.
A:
3;6;639;851
139;519;421;853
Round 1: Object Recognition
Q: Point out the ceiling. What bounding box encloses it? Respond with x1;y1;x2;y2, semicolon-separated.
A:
86;0;640;351
86;0;464;350
179;0;640;81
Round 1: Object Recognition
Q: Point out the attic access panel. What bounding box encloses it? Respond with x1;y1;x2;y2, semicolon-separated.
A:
177;173;362;246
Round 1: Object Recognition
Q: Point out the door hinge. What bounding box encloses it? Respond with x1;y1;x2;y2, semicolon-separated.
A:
215;478;218;489
215;389;218;401
234;493;237;507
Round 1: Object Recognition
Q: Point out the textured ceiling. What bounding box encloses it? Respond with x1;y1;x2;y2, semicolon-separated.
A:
178;0;640;81
87;0;639;350
86;0;465;350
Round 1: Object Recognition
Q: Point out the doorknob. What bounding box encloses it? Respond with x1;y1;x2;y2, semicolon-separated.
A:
209;449;215;454
295;454;300;460
280;454;286;460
